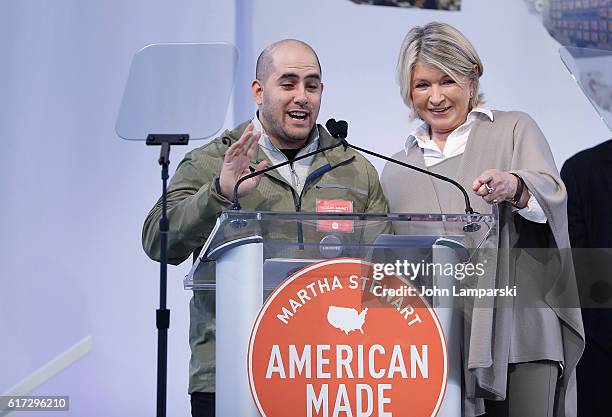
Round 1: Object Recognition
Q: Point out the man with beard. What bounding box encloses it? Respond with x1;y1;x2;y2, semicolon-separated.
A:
142;39;387;417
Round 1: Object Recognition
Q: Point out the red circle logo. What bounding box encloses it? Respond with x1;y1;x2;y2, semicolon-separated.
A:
248;258;447;417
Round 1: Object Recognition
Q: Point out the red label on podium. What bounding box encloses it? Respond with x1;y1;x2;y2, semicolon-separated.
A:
248;259;448;417
316;199;354;232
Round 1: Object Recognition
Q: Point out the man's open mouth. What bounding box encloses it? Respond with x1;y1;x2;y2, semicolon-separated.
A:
288;110;308;120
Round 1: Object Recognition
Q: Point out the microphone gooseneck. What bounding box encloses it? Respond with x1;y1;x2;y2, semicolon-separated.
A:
230;118;480;232
325;119;476;216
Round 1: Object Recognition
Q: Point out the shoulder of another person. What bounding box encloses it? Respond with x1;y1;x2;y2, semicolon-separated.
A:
381;149;403;179
564;138;612;172
581;138;612;160
381;148;408;171
488;110;543;146
490;109;532;126
391;147;409;161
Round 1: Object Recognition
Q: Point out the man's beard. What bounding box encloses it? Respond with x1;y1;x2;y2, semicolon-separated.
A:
260;110;313;146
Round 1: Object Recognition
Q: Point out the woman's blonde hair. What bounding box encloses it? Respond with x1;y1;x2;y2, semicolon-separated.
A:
396;22;484;119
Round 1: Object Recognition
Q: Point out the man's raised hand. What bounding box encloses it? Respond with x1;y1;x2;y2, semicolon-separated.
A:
219;122;268;200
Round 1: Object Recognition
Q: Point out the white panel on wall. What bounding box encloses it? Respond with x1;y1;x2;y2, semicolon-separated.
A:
246;0;609;172
0;1;237;416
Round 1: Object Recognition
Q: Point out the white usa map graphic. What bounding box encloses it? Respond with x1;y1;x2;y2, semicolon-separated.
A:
327;306;368;334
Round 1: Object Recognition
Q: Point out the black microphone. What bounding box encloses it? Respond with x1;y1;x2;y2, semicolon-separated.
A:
325;119;348;143
325;119;480;232
230;126;346;210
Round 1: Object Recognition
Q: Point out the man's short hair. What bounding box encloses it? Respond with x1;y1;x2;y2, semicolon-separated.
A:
255;39;322;82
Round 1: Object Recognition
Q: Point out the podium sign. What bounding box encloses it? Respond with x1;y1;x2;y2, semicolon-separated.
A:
185;210;498;417
249;258;447;417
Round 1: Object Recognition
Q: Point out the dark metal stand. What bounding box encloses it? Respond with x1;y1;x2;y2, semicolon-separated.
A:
146;133;189;417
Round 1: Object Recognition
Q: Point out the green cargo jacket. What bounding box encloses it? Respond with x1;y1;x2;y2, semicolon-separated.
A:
142;120;388;393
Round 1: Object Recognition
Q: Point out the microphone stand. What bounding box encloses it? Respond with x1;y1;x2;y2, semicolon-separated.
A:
146;133;189;417
230;119;480;232
342;142;475;214
341;141;481;232
323;120;475;215
324;119;481;232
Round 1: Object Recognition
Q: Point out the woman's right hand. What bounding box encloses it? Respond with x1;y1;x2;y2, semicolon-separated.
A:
472;169;528;207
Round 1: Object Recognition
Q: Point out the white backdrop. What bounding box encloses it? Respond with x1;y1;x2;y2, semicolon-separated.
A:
246;0;610;172
0;1;608;416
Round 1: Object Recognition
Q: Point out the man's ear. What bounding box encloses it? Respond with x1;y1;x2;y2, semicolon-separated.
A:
320;82;324;95
252;79;264;105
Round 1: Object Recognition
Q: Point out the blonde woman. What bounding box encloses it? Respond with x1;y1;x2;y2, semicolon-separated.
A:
382;22;584;417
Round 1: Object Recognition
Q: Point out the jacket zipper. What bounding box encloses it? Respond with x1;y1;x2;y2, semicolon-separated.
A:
289;164;300;193
293;189;302;212
291;156;355;248
294;156;356;211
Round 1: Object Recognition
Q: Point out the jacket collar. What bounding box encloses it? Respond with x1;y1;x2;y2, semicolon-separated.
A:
405;107;494;151
223;120;353;186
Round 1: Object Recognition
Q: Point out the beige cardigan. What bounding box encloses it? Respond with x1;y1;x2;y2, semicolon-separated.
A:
381;110;584;417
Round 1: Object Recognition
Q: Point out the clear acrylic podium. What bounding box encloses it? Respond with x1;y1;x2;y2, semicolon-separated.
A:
185;210;498;417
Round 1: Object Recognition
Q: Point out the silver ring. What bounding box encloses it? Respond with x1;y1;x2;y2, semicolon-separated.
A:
485;184;494;194
493;199;498;204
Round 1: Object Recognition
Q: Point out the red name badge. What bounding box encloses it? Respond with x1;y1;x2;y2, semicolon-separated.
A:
316;199;354;232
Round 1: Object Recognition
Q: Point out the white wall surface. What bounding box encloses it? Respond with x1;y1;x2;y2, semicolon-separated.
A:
247;0;609;173
0;1;237;416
